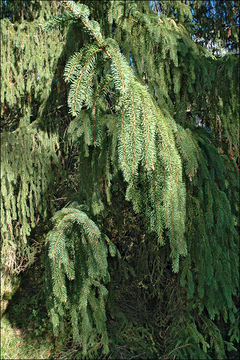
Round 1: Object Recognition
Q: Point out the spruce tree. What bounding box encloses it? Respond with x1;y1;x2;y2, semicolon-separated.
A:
1;1;239;358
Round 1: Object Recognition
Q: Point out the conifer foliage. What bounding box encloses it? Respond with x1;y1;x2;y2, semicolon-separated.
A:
1;2;64;281
1;1;239;359
45;202;119;355
49;0;200;273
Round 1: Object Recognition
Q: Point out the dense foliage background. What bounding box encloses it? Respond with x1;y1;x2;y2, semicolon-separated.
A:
1;1;239;359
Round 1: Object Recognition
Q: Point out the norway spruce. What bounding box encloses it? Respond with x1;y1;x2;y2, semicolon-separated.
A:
1;1;239;359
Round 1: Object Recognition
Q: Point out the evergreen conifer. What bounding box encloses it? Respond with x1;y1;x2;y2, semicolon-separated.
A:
1;1;239;358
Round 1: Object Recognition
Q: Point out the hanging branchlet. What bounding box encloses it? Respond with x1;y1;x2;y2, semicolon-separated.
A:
180;129;239;322
107;0;239;162
45;202;120;355
0;17;64;129
1;126;60;275
46;0;201;272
